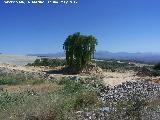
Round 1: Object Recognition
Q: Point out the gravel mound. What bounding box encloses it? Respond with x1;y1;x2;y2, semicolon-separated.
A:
81;63;103;75
74;80;160;120
97;80;160;102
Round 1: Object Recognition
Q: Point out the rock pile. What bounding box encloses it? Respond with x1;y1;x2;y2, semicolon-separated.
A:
97;80;160;102
75;80;160;120
62;63;104;76
81;63;103;75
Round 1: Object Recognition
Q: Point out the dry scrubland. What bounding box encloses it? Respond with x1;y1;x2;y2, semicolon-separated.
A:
0;55;159;120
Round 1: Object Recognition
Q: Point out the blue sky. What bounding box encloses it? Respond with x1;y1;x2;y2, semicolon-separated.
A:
0;0;160;54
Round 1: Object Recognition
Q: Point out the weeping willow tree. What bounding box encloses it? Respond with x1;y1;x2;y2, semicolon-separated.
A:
63;32;97;70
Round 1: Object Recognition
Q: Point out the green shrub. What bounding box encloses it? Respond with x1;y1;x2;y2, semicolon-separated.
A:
62;80;84;94
152;70;160;76
154;63;160;70
27;58;66;67
73;91;101;109
93;60;137;71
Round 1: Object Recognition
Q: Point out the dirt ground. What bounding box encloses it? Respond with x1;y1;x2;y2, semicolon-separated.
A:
102;71;137;86
0;63;159;87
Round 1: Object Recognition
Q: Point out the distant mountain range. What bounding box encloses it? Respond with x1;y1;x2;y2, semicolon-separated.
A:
27;51;160;63
94;51;160;63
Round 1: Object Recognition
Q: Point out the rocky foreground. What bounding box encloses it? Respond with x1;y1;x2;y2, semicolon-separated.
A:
73;80;160;120
0;63;160;120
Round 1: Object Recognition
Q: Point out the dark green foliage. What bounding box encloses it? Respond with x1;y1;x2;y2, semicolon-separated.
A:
62;79;84;94
93;60;137;71
63;32;97;70
0;92;26;110
154;63;160;70
152;70;160;76
33;59;41;66
136;66;160;77
28;58;66;67
73;91;100;109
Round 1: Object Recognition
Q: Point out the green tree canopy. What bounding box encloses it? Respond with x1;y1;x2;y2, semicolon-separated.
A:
63;32;97;70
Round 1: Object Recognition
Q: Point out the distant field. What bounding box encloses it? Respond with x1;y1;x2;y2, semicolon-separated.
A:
0;54;38;66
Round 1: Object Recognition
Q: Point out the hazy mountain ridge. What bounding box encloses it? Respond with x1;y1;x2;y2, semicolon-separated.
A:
27;51;160;63
95;51;160;63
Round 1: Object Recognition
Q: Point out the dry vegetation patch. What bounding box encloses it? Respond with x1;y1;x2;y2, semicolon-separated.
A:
4;84;61;93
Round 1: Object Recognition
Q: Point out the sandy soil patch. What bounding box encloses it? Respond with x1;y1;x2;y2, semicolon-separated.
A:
102;71;137;86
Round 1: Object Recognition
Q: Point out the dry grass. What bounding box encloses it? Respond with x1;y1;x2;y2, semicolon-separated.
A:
4;83;61;93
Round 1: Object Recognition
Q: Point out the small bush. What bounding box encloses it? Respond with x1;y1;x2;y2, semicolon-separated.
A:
93;60;137;71
152;70;160;76
62;79;84;94
154;63;160;70
28;58;66;67
73;91;101;109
